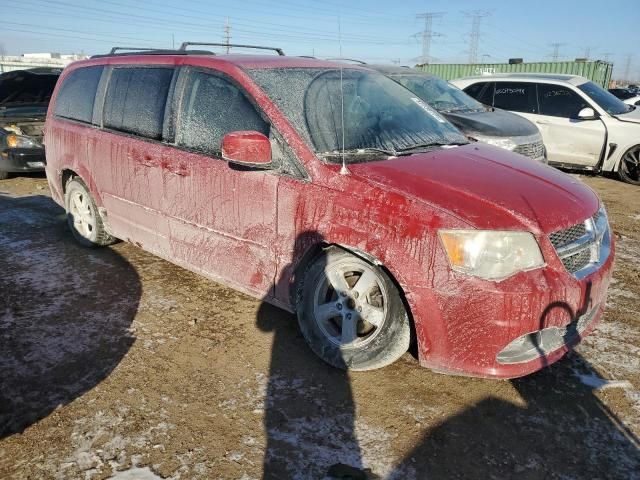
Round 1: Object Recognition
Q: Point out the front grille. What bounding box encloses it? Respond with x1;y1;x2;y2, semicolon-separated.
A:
549;223;586;248
514;140;545;160
548;208;610;277
560;248;592;273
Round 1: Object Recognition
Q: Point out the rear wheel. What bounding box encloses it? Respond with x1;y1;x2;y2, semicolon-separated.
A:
297;247;411;371
64;177;115;247
618;145;640;185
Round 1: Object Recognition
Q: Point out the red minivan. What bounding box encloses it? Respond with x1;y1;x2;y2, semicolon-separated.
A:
44;44;614;378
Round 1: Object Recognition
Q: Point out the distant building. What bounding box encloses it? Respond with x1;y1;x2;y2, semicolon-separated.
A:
0;52;88;73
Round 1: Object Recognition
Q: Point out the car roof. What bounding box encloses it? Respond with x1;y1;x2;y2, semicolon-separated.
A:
455;73;589;86
366;64;437;78
71;53;370;71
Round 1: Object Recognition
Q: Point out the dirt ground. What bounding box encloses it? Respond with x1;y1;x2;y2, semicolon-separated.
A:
0;172;639;480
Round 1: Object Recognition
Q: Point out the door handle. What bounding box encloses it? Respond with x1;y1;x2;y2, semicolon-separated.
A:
168;167;189;176
139;155;159;167
536;120;550;125
161;160;189;176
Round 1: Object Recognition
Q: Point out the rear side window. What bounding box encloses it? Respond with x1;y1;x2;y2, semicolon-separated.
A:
537;84;589;118
177;71;269;155
493;82;537;113
54;66;104;123
103;67;174;140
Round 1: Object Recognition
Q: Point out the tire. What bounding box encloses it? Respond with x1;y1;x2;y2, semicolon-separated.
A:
297;247;411;371
618;145;640;186
0;170;9;180
64;177;115;247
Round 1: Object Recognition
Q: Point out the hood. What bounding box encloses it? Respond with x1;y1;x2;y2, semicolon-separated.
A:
348;143;598;233
443;107;539;137
614;106;640;123
0;69;59;108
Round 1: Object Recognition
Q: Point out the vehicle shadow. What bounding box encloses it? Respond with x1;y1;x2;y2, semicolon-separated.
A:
388;299;640;479
256;232;367;479
0;193;140;438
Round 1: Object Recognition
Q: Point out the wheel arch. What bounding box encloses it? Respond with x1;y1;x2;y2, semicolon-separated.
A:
59;164;105;208
290;241;419;350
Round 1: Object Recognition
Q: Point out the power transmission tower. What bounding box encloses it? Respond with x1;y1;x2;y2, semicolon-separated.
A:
623;54;633;82
548;42;565;61
223;18;232;54
415;12;444;64
463;10;491;64
601;52;613;62
581;46;596;60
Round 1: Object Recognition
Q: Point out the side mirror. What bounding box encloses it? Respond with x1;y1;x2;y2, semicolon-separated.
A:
221;131;272;168
576;107;598;120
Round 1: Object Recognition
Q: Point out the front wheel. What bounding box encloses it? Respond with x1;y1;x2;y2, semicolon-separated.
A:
297;247;411;371
618;145;640;185
65;177;115;247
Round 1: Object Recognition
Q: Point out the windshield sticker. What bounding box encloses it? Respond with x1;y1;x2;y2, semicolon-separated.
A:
410;97;446;123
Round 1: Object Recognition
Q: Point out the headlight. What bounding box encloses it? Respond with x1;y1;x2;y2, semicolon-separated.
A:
439;230;545;281
469;134;517;151
6;133;40;149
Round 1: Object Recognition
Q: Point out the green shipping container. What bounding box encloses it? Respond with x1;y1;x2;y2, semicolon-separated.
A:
418;61;613;88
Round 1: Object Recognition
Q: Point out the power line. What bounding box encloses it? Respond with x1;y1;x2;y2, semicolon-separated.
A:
463;10;491;64
415;12;444;64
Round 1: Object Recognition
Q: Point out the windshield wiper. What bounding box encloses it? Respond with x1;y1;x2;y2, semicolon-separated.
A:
321;147;398;157
395;141;466;154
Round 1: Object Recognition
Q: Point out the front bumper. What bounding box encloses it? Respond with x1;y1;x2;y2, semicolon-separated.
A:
413;234;615;379
0;147;46;172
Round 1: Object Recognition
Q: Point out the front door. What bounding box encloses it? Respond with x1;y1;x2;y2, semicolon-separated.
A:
533;83;606;167
162;68;279;297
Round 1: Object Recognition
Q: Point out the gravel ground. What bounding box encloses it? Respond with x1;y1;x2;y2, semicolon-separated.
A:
0;173;638;480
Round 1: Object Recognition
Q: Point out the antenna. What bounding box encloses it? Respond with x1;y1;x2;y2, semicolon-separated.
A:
415;12;444;64
338;15;348;176
463;10;491;64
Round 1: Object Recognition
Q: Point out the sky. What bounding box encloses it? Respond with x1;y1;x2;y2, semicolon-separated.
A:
0;0;638;80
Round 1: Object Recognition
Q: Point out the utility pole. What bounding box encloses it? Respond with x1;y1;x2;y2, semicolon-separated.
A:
415;12;444;64
623;54;633;82
548;42;565;61
463;10;491;64
223;18;232;54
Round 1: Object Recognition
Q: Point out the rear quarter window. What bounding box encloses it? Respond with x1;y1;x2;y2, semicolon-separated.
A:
103;67;174;140
54;66;104;123
464;82;495;106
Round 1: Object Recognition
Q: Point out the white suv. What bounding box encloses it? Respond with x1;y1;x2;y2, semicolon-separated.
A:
452;73;640;185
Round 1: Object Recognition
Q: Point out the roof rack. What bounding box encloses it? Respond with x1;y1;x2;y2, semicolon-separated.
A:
325;58;368;65
179;42;285;56
91;47;214;58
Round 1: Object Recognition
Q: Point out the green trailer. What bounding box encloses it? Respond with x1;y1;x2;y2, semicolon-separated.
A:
418;61;613;88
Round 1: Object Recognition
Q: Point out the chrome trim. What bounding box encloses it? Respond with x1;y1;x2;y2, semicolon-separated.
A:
496;304;599;364
549;206;611;279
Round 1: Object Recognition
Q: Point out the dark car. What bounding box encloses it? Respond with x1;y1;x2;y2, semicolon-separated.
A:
368;65;546;162
0;68;61;179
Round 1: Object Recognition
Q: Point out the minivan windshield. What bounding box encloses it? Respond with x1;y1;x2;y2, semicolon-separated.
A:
389;74;485;113
248;67;468;163
578;81;633;115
